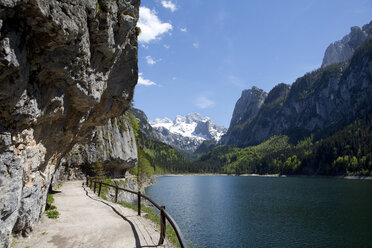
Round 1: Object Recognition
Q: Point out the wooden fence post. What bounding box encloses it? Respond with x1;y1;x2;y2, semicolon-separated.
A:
115;186;118;203
137;191;141;216
98;182;102;197
158;206;166;245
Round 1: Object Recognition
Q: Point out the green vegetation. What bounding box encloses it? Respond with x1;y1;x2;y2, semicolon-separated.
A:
90;176;181;247
118;115;128;132
120;11;138;19
118;201;181;247
128;113;140;137
128;111;372;177
131;147;155;188
45;210;59;219
135;27;141;37
47;194;54;204
290;62;346;101
194;140;216;154
45;194;59;219
99;178;113;201
190;113;372;176
96;3;101;11
92;161;106;181
131;132;187;178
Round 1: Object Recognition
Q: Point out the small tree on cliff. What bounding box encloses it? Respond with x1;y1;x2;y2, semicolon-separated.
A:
92;161;106;181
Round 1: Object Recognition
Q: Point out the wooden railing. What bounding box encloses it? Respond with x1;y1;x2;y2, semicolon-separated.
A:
86;177;188;248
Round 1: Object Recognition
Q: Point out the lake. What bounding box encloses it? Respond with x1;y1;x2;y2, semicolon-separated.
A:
145;175;372;248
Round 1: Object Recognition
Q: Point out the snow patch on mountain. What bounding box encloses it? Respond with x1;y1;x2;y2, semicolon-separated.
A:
150;113;227;152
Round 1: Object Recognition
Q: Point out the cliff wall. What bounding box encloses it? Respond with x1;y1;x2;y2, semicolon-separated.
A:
55;113;138;182
0;0;139;246
223;38;372;147
322;21;372;67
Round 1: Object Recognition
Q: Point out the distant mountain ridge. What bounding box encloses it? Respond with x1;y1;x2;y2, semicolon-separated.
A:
150;113;227;152
221;21;372;147
130;108;161;141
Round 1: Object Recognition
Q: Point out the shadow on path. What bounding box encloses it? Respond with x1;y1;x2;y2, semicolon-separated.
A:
50;190;62;194
81;183;143;248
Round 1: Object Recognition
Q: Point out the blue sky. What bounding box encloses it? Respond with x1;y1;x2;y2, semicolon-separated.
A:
134;0;372;127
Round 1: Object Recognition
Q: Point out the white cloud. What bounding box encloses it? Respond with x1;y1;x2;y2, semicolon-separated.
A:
145;56;156;65
193;42;199;48
138;7;173;43
195;96;215;109
138;73;157;86
172;77;177;80
180;27;187;32
163;44;170;49
161;0;177;12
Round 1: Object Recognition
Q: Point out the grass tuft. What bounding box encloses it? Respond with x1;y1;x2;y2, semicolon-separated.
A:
45;209;59;219
45;193;59;219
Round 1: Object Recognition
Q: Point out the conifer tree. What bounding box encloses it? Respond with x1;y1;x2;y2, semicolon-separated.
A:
92;161;106;181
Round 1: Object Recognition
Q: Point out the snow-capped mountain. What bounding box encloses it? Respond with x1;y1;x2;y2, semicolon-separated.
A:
150;113;227;152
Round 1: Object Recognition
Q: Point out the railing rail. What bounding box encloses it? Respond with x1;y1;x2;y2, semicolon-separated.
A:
86;177;188;248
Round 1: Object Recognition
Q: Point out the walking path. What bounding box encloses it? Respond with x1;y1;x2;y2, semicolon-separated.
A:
13;181;174;248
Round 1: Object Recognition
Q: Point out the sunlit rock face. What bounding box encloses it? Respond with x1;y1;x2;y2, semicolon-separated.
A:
0;0;139;246
220;86;267;145
322;21;372;67
222;37;372;147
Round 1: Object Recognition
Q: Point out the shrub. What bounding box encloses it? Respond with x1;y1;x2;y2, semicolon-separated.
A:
45;210;59;219
135;27;141;37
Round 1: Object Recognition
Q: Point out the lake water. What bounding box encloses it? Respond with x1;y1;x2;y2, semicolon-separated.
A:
145;175;372;248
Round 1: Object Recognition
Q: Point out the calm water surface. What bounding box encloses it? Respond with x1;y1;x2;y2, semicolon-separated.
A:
145;176;372;248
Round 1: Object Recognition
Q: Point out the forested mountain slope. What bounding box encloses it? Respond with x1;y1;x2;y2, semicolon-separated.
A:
193;113;372;176
222;37;372;147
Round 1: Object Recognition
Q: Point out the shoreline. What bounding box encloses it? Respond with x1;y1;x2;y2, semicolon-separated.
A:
151;173;372;180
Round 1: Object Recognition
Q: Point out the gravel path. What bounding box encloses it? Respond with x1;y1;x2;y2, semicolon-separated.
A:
13;181;174;248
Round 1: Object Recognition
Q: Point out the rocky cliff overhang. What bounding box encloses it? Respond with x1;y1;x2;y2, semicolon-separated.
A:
0;0;139;246
57;114;138;180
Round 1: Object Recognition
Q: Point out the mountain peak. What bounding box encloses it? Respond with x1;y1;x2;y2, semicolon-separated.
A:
150;113;226;152
321;21;372;67
230;86;267;128
220;86;267;145
185;112;210;123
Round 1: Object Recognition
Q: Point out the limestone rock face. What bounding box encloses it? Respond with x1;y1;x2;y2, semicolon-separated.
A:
221;86;267;145
56;114;138;181
223;38;372;147
321;21;372;67
0;0;139;246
